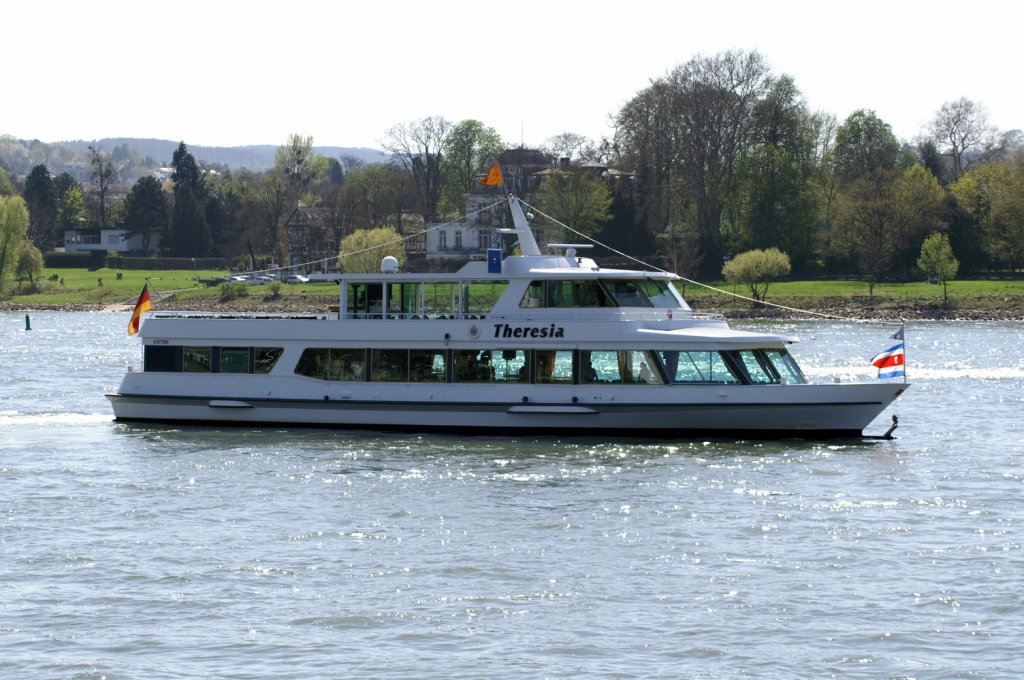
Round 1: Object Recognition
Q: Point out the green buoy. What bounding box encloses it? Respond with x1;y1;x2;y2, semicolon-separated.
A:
25;314;31;331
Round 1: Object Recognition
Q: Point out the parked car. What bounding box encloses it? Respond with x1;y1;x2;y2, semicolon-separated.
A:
284;274;310;284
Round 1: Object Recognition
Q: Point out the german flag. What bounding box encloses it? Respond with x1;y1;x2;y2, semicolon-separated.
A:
128;284;152;336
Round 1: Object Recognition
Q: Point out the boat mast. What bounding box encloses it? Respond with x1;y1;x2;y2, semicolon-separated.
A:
507;195;541;256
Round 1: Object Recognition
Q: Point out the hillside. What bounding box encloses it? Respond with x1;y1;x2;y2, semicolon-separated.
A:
0;135;385;177
59;138;386;170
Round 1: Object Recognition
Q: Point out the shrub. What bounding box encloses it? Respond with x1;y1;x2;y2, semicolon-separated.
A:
722;248;792;302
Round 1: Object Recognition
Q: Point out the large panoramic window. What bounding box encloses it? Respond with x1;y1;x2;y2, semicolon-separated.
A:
659;350;740;384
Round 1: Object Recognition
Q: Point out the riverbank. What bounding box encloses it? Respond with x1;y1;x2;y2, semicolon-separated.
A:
3;291;1023;320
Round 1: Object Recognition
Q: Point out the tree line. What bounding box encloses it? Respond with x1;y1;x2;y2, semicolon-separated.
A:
2;48;1022;293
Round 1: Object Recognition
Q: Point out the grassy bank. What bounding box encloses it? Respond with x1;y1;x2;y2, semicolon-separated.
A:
2;267;1024;320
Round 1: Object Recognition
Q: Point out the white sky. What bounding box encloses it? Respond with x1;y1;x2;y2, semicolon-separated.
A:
6;0;1021;152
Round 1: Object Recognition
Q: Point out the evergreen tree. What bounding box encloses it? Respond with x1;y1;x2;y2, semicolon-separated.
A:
23;164;56;249
119;176;168;252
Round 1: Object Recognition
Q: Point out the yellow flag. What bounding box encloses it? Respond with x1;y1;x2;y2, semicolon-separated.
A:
128;284;152;336
480;163;503;187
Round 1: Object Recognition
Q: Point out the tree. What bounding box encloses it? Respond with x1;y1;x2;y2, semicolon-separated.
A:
950;155;1024;272
15;241;44;290
616;50;776;279
537;170;613;239
0;165;16;196
544;132;591;162
88;146;118;227
167;143;212;257
119;176;168;252
23;164;56;249
831;110;901;185
171;142;203;196
928;97;996;182
383;116;453;222
338;226;406;274
55;183;89;235
722;247;791;301
0;195;30;292
832;164;945;294
440;120;505;217
917;232;959;305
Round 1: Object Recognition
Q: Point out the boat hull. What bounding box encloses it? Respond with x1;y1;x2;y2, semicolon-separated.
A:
106;381;906;439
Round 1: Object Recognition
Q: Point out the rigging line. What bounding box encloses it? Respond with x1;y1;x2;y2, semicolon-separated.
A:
519;198;905;328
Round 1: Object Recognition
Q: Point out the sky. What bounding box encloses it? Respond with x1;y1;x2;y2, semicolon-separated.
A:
5;0;1021;152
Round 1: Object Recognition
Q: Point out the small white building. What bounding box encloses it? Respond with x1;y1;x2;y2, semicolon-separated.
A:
64;228;155;253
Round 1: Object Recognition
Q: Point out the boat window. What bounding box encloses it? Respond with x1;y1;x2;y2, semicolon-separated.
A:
494;349;528;383
329;349;366;381
521;281;545;308
183;347;212;373
387;283;422;319
576;280;612;307
763;349;806;384
454;350;492;382
410;350;446;382
220;347;250;374
604;280;653;307
462;280;508;316
295;348;330;380
346;282;384;319
659;351;741;384
581;350;614;383
295;348;366;381
519;280;614;308
371;349;409;382
634;279;686;309
534;349;573;384
144;345;182;372
623;350;664;384
254;348;284;374
728;350;781;384
422;282;460;318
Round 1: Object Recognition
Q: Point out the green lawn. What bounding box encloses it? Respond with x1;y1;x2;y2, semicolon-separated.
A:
1;267;337;307
4;267;1023;313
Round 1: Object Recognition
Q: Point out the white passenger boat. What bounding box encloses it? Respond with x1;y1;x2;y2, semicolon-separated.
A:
107;196;907;438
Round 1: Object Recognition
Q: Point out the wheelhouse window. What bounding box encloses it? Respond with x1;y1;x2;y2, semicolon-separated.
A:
727;349;806;385
519;280;614;308
601;278;686;308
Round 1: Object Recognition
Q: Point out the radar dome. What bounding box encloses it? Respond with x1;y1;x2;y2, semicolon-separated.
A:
381;256;399;273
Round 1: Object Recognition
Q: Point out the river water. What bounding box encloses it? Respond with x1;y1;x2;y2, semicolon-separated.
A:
2;312;1022;679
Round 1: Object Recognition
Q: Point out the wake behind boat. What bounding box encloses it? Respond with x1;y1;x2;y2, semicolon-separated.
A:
107;196;907;438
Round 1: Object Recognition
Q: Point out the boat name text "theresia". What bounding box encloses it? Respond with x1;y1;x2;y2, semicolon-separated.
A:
493;323;566;339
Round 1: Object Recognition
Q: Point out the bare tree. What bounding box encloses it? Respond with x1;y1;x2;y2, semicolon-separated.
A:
88;146;117;228
928;97;996;182
382;116;453;222
544;132;591;162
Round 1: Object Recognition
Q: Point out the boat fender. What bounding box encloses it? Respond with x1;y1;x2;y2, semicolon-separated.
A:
522;396;528;403
324;395;330;401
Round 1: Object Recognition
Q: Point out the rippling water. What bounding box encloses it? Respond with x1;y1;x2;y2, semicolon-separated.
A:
2;312;1022;678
